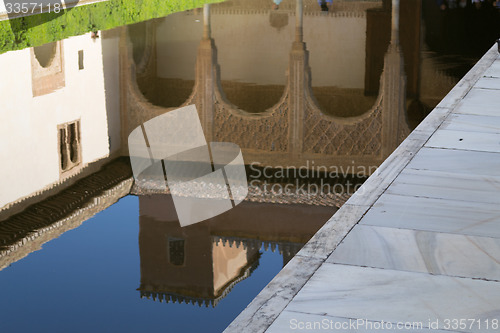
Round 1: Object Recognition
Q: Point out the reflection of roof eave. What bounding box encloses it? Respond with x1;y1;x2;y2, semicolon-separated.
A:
138;253;261;308
212;235;304;257
131;181;350;208
0;159;133;271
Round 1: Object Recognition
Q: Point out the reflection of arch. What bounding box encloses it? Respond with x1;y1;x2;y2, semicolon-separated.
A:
210;4;289;113
30;41;65;97
134;19;198;108
34;42;57;68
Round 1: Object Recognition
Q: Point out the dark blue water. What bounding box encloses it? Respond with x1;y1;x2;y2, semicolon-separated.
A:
0;196;284;333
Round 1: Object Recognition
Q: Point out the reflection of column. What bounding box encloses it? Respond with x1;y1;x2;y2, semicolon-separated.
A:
295;0;303;43
288;0;307;158
381;0;408;157
391;0;399;45
195;3;217;141
203;4;211;40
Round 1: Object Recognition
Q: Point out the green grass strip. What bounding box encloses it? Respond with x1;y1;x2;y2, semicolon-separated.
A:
0;0;222;54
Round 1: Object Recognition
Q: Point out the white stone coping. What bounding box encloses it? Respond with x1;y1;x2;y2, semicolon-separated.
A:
223;43;500;333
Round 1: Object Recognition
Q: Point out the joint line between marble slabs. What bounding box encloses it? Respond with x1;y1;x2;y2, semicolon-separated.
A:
321;262;500;284
424;143;500;154
326;259;500;283
360;220;500;241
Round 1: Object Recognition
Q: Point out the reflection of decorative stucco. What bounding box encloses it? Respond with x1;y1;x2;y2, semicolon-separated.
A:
303;99;382;155
31;41;65;96
213;98;289;152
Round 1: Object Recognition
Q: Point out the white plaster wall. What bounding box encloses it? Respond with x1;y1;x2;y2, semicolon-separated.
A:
101;32;121;155
0;33;117;208
155;12;366;88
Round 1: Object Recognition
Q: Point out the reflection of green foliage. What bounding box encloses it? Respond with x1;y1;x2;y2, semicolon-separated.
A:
0;0;221;54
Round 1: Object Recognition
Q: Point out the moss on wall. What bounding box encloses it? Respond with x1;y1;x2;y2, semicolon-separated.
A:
0;0;221;54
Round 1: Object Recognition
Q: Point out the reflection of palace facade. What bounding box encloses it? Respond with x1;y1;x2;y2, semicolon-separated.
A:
122;0;414;175
0;0;467;308
138;195;331;306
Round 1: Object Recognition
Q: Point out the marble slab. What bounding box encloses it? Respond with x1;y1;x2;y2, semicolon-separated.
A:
440;114;500;134
224;255;324;333
483;59;500;78
425;128;500;153
407;147;500;177
328;225;500;281
454;88;500;116
295;204;370;260
347;134;426;207
284;264;500;333
360;193;500;238
475;77;500;90
386;168;500;205
266;310;458;333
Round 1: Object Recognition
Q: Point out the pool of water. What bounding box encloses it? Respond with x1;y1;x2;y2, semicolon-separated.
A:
0;196;287;333
0;0;499;332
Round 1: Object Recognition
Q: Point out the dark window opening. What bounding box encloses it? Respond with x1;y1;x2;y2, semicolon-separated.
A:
78;50;84;70
168;238;185;266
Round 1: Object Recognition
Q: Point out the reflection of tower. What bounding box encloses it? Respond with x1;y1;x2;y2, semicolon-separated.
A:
137;196;261;307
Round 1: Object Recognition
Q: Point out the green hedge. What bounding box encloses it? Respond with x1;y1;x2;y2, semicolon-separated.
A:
0;0;221;54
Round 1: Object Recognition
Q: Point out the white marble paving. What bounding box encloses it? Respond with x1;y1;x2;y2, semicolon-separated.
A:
407;147;500;176
284;264;500;333
386;168;500;205
475;77;500;90
425;128;500;153
360;193;500;238
454;88;500;116
226;47;500;333
440;114;500;134
224;255;324;333
266;311;458;332
328;225;500;281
